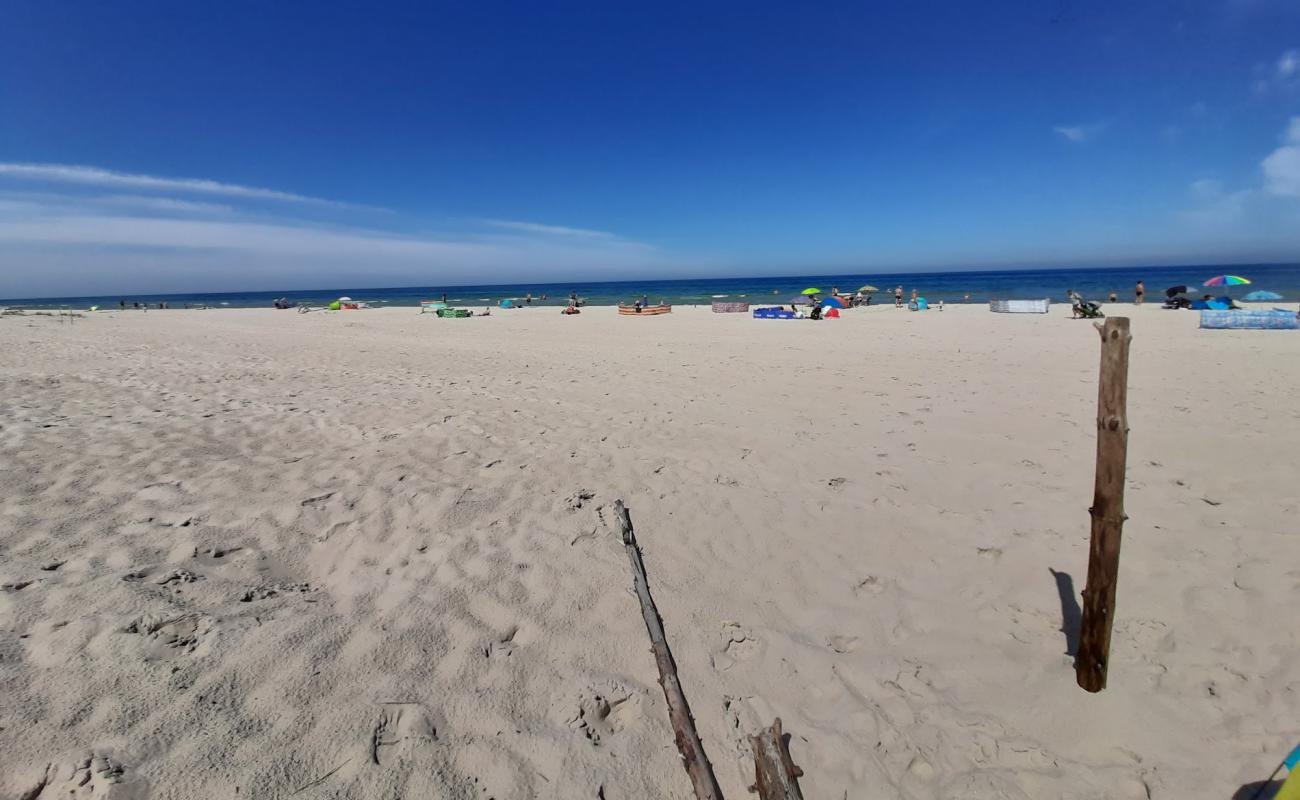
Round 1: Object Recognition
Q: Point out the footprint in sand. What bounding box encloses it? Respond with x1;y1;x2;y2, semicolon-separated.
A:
712;621;761;671
827;634;862;654
123;613;211;658
155;569;202;587
566;685;643;746
20;752;146;799
371;703;438;765
483;625;519;659
852;575;887;596
239;582;313;602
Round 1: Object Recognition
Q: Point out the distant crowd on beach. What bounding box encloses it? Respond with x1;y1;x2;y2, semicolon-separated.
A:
106;280;1164;314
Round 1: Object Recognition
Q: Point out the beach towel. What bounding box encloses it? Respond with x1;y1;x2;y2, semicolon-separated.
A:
1199;310;1298;329
989;299;1050;313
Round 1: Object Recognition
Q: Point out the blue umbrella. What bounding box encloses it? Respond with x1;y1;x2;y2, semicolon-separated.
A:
822;296;846;309
1244;290;1283;301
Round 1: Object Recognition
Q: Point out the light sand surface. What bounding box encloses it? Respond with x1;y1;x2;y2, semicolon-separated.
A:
1;303;1297;799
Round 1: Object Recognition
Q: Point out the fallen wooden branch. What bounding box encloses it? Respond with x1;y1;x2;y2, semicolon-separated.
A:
749;717;806;799
1076;317;1132;693
614;500;724;800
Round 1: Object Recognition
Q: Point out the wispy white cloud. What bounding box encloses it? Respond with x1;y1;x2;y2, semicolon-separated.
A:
1053;122;1106;143
1176;117;1300;235
0;162;348;206
1279;49;1300;79
1262;116;1300;196
1254;48;1300;95
0;167;675;297
482;219;617;239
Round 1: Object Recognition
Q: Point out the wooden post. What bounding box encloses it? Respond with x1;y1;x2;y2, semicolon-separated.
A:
614;501;724;800
1076;317;1132;693
749;718;806;800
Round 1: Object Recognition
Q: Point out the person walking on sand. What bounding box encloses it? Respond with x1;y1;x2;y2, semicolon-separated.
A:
894;286;904;308
1135;281;1144;305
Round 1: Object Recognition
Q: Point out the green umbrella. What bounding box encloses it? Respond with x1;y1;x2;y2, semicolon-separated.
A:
857;284;879;293
801;287;823;295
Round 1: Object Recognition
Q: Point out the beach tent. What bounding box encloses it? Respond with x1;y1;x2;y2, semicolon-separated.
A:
499;298;514;309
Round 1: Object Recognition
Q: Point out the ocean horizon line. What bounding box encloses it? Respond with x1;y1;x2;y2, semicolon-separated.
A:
4;261;1298;308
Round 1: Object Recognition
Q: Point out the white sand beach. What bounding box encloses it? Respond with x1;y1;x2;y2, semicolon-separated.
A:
1;303;1297;799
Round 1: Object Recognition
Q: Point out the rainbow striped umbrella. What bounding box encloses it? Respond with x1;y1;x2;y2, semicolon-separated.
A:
1203;275;1251;287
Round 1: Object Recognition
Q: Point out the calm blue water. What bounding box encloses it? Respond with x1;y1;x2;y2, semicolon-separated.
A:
4;263;1298;309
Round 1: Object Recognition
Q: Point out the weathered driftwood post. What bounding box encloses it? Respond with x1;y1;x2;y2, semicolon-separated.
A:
1076;317;1132;693
749;717;806;799
614;500;724;800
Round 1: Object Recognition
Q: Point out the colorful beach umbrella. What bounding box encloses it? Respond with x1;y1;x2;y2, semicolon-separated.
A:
1203;275;1250;287
801;287;823;295
822;296;846;309
1244;290;1283;301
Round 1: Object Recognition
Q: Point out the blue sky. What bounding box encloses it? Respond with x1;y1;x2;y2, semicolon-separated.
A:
1;0;1299;297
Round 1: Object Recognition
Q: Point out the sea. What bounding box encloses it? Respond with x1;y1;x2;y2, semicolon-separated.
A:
4;263;1298;310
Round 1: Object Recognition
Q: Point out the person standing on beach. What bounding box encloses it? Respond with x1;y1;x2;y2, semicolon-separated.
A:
1108;291;1118;303
963;293;970;303
894;286;904;307
1135;281;1144;305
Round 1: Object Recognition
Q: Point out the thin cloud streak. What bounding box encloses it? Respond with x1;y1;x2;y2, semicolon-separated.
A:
0;184;673;296
0;162;351;207
482;219;617;239
1053;123;1106;143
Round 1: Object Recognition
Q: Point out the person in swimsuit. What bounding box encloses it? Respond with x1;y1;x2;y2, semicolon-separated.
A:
1135;281;1144;305
894;286;904;308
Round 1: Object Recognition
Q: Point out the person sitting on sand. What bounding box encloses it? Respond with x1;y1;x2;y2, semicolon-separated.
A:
1068;289;1085;318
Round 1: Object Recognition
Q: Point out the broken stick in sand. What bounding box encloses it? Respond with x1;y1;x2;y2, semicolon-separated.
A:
613;500;724;800
749;717;806;800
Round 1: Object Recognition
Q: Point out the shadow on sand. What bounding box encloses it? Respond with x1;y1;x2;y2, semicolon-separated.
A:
1048;568;1081;658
